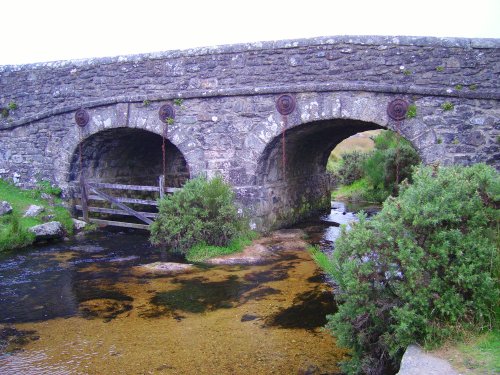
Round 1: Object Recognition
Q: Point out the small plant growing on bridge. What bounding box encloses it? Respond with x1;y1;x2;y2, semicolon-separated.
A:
142;100;151;107
469;83;478;91
150;175;253;260
7;101;18;111
441;101;454;111
319;164;499;375
173;98;184;107
406;104;417;119
436;65;444;72
454;84;463;91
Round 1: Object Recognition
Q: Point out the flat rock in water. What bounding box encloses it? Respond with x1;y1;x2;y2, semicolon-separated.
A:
23;205;45;217
70;244;104;253
270;229;306;240
206;244;271;265
0;201;12;216
397;345;459;375
29;221;64;241
137;262;195;274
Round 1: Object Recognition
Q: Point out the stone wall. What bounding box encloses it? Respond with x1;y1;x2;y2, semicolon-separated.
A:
0;36;499;229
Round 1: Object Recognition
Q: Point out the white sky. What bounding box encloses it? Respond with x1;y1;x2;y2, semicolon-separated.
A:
1;0;499;65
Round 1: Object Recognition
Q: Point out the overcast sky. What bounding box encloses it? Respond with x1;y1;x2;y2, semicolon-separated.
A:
1;0;499;65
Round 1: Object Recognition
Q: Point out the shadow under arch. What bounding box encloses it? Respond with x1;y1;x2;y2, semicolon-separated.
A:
255;118;385;229
69;127;190;187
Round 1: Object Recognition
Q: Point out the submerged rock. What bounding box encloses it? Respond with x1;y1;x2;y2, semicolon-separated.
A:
136;262;195;274
206;244;271;265
271;229;306;240
23;204;44;217
0;201;12;216
29;221;64;241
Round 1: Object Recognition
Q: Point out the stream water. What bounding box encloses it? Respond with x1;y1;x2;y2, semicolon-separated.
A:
0;201;377;374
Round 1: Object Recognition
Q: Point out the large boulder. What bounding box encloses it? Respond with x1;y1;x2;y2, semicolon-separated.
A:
72;218;87;231
397;345;459;375
23;205;44;217
29;221;64;241
0;201;13;216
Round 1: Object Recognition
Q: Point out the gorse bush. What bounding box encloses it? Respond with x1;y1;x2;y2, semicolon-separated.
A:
323;164;499;375
363;131;420;198
331;131;420;203
331;151;368;186
150;176;249;254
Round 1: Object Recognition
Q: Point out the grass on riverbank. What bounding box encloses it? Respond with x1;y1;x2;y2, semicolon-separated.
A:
431;326;500;374
0;179;73;252
331;178;369;201
186;231;259;263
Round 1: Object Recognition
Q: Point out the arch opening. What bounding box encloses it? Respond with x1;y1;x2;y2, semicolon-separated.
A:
255;119;385;229
69;128;189;187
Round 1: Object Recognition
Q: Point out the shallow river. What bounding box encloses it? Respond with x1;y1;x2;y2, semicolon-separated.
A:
0;202;374;374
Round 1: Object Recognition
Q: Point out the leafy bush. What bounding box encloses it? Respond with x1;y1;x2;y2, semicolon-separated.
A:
322;164;499;374
363;131;420;199
332;151;369;186
330;131;420;203
150;175;249;254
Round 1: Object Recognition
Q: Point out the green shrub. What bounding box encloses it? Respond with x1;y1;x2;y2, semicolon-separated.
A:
363;131;420;200
332;151;369;186
150;175;249;254
322;164;499;374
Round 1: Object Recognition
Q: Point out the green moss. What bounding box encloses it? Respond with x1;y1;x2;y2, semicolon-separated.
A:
469;84;478;91
454;84;463;91
436;66;444;72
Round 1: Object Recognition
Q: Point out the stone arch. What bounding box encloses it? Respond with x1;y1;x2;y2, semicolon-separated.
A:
250;92;437;229
52;103;193;189
68;127;189;187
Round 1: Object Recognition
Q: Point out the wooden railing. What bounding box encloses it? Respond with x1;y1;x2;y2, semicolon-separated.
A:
76;175;179;230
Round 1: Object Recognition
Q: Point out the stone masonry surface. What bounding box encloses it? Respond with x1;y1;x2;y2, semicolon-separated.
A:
0;35;499;229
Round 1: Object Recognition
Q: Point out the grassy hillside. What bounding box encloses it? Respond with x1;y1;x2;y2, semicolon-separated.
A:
330;130;382;159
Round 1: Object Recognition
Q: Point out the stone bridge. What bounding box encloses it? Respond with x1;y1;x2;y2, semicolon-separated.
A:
0;36;499;230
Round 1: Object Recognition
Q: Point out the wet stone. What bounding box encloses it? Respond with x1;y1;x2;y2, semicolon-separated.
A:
241;314;259;322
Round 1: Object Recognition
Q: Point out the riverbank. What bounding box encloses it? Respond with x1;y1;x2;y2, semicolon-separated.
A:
0;179;76;252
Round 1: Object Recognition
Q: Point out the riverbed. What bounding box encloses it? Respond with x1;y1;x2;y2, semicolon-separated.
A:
0;202;373;374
